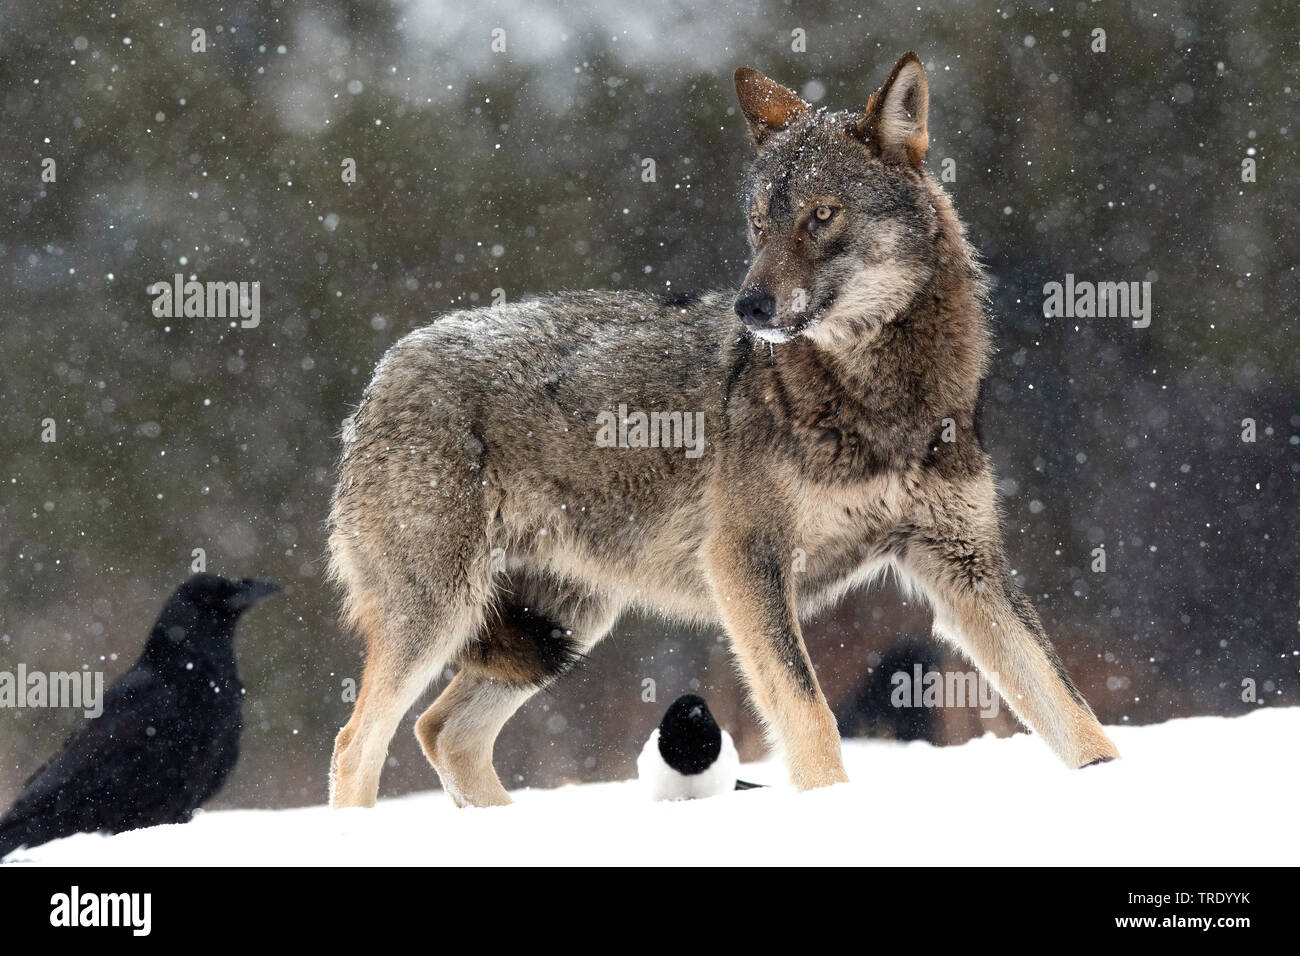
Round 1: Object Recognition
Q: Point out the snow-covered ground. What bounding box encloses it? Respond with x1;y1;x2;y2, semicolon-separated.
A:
6;709;1296;866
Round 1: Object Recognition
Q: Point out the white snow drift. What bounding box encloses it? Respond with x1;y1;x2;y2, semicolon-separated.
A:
6;708;1296;866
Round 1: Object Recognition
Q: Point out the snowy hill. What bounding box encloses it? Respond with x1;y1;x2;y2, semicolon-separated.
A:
6;709;1296;866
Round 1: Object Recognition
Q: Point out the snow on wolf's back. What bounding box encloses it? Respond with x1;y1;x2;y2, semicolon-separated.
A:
368;290;736;413
346;290;737;479
330;289;736;601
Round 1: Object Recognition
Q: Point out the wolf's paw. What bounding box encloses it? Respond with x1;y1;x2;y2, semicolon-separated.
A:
792;765;851;791
1081;754;1116;768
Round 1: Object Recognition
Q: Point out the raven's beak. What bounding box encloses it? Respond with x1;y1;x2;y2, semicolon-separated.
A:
227;578;282;611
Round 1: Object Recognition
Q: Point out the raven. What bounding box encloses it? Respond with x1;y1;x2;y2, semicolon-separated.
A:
0;574;279;860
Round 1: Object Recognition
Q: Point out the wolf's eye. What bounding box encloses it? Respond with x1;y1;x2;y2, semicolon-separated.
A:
750;214;764;233
813;205;835;222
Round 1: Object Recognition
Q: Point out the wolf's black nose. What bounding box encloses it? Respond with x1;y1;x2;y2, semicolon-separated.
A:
734;288;776;325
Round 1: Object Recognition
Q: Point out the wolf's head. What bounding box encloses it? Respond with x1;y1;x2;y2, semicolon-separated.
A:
733;52;942;346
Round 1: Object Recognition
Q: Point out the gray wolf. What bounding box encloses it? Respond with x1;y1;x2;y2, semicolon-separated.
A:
328;52;1119;810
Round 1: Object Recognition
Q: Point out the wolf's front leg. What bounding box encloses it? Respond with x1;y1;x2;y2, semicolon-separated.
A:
901;475;1120;768
705;530;849;790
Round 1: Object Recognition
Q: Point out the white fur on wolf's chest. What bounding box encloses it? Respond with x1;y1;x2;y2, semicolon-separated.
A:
636;728;741;801
791;470;914;556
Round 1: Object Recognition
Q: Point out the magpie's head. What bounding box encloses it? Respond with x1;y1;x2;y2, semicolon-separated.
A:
657;694;723;776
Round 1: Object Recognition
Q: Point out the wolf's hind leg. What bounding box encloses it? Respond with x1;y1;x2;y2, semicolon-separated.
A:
897;475;1120;768
414;672;532;808
330;637;451;809
416;579;617;808
329;551;493;808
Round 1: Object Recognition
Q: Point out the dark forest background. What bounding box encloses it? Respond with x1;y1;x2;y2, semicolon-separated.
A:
1;0;1296;809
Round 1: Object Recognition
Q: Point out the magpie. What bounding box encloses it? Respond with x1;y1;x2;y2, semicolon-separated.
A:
637;694;762;800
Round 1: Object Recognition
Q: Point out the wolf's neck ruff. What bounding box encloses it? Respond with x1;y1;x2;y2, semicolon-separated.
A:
725;183;989;485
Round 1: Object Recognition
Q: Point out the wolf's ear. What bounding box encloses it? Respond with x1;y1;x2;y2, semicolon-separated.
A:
852;52;929;167
734;67;810;148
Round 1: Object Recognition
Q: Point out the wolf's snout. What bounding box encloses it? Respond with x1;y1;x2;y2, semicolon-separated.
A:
734;287;776;326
